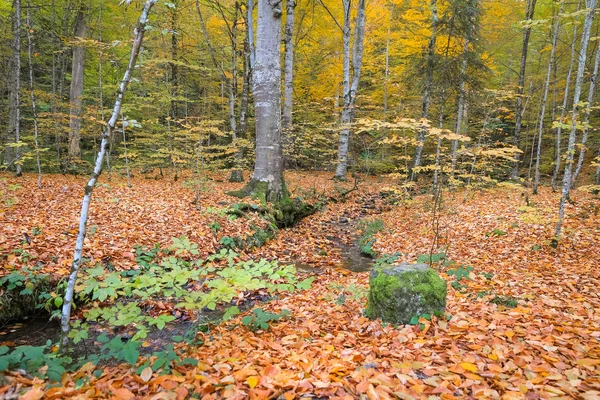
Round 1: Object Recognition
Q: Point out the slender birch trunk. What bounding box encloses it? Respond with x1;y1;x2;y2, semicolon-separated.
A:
533;4;562;194
26;0;42;188
511;0;537;178
433;98;446;192
68;3;87;160
8;0;22;176
451;39;469;177
553;0;582;190
412;0;438;179
572;41;600;184
282;0;295;130
60;0;157;347
237;0;286;202
335;0;366;180
555;0;597;241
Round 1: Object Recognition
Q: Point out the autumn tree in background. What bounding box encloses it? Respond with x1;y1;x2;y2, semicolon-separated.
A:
412;0;438;179
333;0;366;181
0;0;600;197
511;0;537;179
7;0;22;176
68;2;87;163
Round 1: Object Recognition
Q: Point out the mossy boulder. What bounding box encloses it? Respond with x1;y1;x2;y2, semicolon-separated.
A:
365;263;447;324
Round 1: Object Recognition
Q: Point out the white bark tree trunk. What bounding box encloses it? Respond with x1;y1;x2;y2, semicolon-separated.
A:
282;0;295;130
240;0;286;202
60;0;157;347
552;0;581;191
451;38;469;177
68;4;87;160
555;0;597;241
533;3;562;194
572;41;600;184
334;0;366;180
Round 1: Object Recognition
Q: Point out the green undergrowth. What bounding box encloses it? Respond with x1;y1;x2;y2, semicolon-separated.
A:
0;236;314;381
357;218;385;257
0;267;56;323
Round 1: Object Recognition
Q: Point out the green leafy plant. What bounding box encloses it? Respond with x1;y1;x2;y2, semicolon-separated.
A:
481;271;494;280
219;236;236;249
373;252;402;268
357;219;385;257
241;308;291;331
490;295;519;308
209;221;221;233
417;252;449;265
486;229;507;237
170;235;200;256
0;342;70;382
408;310;446;329
446;265;474;291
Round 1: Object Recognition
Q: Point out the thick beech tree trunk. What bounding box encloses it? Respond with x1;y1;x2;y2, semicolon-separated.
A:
533;3;561;194
68;3;87;160
60;0;157;347
511;0;537;178
236;0;286;202
334;0;366;180
412;0;438;179
555;0;596;241
8;0;22;176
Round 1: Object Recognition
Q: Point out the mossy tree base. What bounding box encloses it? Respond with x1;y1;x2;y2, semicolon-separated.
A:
365;263;447;324
227;179;321;229
227;179;285;204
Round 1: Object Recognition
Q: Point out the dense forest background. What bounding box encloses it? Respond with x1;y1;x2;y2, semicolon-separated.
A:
1;0;599;189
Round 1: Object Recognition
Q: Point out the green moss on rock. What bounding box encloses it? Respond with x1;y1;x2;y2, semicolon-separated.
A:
365;263;447;324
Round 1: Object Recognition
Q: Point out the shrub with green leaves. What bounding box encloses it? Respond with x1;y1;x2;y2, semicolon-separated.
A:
0;342;70;382
490;295;519;308
68;239;313;343
357;218;385;257
446;265;474;291
241;308;291;331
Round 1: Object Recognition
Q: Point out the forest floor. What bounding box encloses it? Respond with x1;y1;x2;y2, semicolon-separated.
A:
1;171;600;399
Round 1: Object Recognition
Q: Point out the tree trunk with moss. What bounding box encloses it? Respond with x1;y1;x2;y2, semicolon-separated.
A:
235;0;287;202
